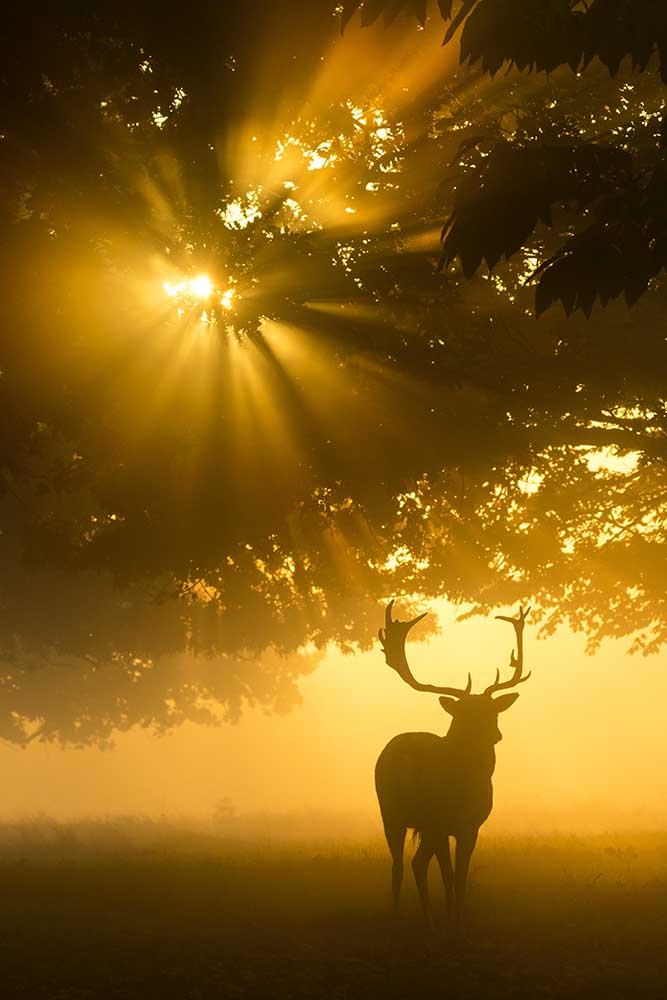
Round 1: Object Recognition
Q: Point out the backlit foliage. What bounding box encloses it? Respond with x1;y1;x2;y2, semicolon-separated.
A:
1;2;667;743
346;0;667;315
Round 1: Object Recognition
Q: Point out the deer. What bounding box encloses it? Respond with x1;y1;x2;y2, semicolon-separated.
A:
375;600;531;930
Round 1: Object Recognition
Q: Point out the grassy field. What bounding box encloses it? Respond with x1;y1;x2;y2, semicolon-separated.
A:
2;820;667;999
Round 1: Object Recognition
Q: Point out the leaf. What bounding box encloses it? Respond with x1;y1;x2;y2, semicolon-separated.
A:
443;0;478;45
360;0;390;27
340;0;364;30
438;0;455;19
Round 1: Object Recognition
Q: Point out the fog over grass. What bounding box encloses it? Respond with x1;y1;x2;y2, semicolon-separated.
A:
2;821;667;999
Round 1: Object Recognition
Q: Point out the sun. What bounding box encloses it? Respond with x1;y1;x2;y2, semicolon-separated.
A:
188;275;213;300
163;274;214;301
162;273;239;322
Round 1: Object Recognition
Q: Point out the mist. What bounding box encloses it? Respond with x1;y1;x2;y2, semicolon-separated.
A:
3;3;667;997
2;604;663;837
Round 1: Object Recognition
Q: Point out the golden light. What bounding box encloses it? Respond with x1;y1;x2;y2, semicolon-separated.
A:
163;279;187;298
161;273;242;323
163;274;214;302
143;13;466;387
147;18;463;349
188;275;213;299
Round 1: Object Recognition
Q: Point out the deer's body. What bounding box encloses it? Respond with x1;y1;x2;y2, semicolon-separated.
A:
375;730;494;839
375;602;531;930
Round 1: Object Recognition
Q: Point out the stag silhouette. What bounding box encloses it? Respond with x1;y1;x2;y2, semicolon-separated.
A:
375;601;530;929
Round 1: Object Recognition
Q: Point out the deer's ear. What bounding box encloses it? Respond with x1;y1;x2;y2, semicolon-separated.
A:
439;696;459;715
493;692;520;713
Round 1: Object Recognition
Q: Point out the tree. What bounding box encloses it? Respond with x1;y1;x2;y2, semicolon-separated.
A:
343;0;667;316
0;2;666;744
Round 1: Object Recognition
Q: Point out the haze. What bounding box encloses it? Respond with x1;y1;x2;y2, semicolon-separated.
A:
2;603;663;836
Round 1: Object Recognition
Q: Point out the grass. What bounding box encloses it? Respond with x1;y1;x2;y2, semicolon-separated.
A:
1;819;667;999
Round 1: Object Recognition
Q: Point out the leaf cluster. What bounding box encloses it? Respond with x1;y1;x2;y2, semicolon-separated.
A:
347;0;667;315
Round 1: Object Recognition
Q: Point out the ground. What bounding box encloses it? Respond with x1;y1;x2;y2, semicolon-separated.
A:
1;823;666;999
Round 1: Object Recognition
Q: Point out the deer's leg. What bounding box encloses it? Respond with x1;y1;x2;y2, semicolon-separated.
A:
435;838;454;922
453;828;478;927
384;822;407;911
412;836;435;929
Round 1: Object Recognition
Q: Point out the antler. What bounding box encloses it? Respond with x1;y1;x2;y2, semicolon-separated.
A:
483;605;532;696
378;599;472;697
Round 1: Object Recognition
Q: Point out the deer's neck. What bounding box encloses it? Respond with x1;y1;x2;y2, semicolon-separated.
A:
442;732;497;780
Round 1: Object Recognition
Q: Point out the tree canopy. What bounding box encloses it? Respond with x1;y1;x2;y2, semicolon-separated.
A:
1;2;666;744
343;0;667;315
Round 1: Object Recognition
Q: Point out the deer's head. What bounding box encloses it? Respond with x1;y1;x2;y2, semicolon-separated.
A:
438;691;519;744
378;601;531;744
